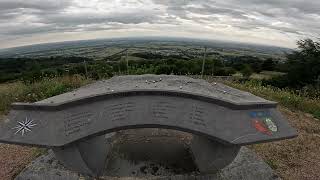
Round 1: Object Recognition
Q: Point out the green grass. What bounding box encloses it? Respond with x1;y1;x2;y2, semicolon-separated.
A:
31;147;47;157
223;80;320;119
265;159;279;170
0;75;91;116
1;74;319;120
250;71;286;80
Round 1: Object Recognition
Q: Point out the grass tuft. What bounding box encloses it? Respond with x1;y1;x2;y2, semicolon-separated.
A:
0;75;91;116
222;79;320;119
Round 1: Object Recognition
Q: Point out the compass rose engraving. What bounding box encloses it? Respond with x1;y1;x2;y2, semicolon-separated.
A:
12;117;37;136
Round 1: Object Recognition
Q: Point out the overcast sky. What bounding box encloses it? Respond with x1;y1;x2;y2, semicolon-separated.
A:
0;0;319;49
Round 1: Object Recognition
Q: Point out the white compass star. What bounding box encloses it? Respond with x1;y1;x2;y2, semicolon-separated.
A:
12;117;37;136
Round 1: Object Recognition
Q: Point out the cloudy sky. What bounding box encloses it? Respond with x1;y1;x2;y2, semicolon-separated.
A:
0;0;319;49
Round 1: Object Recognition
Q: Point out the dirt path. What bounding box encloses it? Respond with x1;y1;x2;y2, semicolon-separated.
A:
251;107;320;180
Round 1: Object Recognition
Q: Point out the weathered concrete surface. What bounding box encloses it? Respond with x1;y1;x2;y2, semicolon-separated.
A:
16;147;279;180
36;75;275;105
16;129;279;180
0;75;297;147
1;75;296;178
189;135;240;174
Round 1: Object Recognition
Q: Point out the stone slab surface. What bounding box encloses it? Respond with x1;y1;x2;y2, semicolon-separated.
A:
36;75;274;105
0;75;296;147
1;96;296;146
0;75;297;147
16;147;279;180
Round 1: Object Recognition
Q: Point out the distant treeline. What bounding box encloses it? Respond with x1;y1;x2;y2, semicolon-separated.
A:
0;54;280;83
0;56;92;82
0;38;319;94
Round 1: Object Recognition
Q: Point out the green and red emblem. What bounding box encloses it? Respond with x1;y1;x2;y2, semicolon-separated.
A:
250;111;278;135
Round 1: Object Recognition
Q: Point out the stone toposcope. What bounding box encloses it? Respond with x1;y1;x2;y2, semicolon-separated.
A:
0;75;297;177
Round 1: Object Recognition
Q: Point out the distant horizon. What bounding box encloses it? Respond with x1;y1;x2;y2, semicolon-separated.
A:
1;0;318;50
0;36;295;51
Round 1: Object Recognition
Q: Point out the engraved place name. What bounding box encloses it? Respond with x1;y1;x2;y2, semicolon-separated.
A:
188;105;207;127
152;101;176;120
64;111;93;136
102;102;135;122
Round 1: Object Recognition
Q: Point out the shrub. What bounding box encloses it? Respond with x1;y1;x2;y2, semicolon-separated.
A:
0;75;90;116
241;64;253;78
223;79;320;119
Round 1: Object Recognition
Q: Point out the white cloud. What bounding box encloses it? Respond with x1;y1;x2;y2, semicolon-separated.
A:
0;0;319;49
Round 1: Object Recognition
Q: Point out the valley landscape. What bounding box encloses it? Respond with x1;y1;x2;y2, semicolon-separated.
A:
0;0;319;179
0;37;291;83
0;37;319;180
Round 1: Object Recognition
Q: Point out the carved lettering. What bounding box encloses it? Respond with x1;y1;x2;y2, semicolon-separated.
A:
102;102;135;122
152;101;176;120
64;111;93;136
189;105;207;127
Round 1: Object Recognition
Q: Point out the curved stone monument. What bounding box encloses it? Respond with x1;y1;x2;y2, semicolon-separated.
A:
0;75;297;177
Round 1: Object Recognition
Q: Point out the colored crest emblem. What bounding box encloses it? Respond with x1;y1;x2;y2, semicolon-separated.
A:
264;118;278;132
250;111;277;135
252;119;271;135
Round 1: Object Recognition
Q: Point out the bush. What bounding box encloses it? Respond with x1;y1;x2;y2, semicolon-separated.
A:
262;76;290;88
224;79;320;119
241;64;253;78
284;39;320;88
0;75;90;115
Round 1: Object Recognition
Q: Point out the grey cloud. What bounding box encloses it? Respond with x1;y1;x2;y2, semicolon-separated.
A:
0;22;130;36
0;24;55;35
152;0;319;37
0;0;71;23
43;12;162;26
0;0;319;47
233;0;320;15
0;0;166;37
0;0;71;11
0;10;20;19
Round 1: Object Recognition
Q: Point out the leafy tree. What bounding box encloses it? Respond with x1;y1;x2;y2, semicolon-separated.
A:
262;58;276;71
285;39;320;87
89;61;113;79
69;64;86;76
22;60;42;82
155;64;176;75
241;64;253;78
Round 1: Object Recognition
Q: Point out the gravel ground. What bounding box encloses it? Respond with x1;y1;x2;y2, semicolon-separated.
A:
0;144;34;180
252;106;320;180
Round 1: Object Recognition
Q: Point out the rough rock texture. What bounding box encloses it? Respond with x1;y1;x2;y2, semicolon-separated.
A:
37;75;274;105
16;147;279;180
